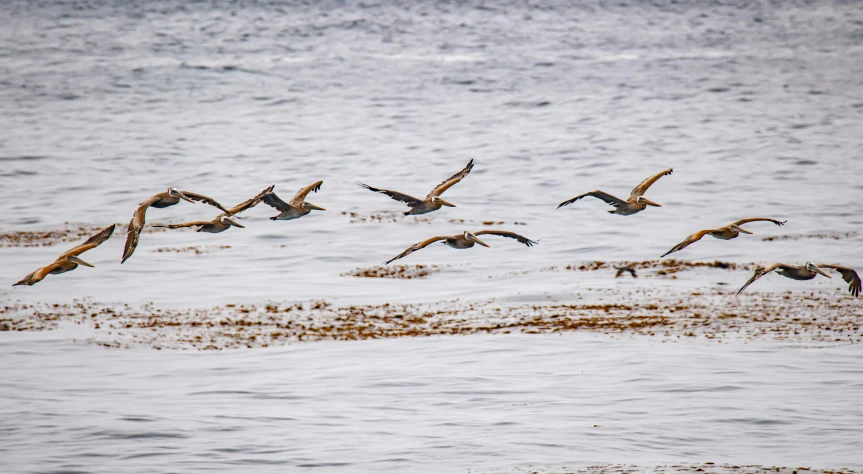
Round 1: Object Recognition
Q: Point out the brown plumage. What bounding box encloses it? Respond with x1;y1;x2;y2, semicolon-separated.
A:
358;159;474;215
385;229;536;264
122;188;230;263
558;168;673;216
260;181;326;220
155;185;274;233
661;218;786;257
15;225;115;286
738;263;820;295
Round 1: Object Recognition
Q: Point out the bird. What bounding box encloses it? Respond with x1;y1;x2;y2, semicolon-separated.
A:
614;266;637;278
14;224;115;286
558;168;673;215
661;218;787;257
358;159;474;216
259;181;326;220
385;229;536;264
122;188;232;263
735;262;861;296
154;185;274;233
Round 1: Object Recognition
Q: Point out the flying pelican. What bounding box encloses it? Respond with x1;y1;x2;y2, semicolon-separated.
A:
260;181;326;220
661;218;787;257
385;229;536;264
358;159;474;215
737;262;861;297
122;188;232;263
154;185;274;233
14;224;115;286
558;168;673;215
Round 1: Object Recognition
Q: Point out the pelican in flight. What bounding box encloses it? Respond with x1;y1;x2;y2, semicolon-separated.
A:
15;224;115;286
358;159;474;215
122;188;231;263
260;181;326;220
155;186;274;233
385;229;536;264
737;262;861;297
558;168;673;215
661;218;787;257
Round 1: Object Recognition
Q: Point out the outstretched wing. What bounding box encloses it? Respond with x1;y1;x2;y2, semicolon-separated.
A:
558;190;627;209
474;230;537;247
385;236;449;265
818;264;861;297
156;221;212;229
661;229;711;258
357;183;424;207
427;159;474;198
260;191;293;212
630;168;673;199
13;264;57;286
122;197;159;264
60;224;116;258
730;217;787;227
737;263;783;295
222;185;275;216
179;191;232;215
290;181;323;205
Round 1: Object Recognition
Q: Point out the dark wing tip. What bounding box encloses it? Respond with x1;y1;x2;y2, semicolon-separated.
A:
777;220;787;226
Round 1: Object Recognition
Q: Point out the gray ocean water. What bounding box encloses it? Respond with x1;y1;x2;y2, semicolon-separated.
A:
1;1;863;472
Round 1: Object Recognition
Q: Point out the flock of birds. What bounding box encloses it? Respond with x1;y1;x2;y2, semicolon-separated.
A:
13;160;862;298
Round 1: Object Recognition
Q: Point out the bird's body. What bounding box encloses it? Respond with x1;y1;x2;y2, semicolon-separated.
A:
156;186;273;233
386;229;536;264
358;159;474;216
558;168;673;215
261;181;326;221
737;262;861;297
122;188;231;263
662;218;786;257
15;224;115;286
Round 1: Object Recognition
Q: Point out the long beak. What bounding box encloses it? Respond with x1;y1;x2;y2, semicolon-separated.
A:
472;236;490;248
733;226;753;235
437;199;456;208
306;203;326;211
226;217;245;228
641;198;662;207
68;255;95;268
175;191;195;203
811;265;832;279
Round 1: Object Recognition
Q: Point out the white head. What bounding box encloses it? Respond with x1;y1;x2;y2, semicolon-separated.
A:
302;202;326;211
464;231;490;248
168;188;194;203
220;215;244;228
67;255;94;268
805;262;831;278
636;196;661;207
432;196;456;208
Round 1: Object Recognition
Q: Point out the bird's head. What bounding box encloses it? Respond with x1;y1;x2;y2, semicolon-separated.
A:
168;188;194;203
67;255;94;268
302;202;326;211
730;225;753;235
464;231;490;248
220;215;245;228
432;196;456;208
805;262;831;278
636;196;661;207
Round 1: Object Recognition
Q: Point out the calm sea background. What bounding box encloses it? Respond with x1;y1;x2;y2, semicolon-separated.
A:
1;1;862;472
